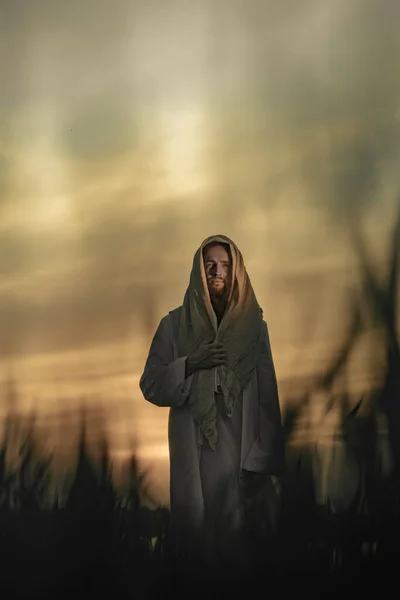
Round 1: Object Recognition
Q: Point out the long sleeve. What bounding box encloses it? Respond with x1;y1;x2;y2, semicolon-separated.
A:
139;315;194;408
257;321;285;474
243;321;286;476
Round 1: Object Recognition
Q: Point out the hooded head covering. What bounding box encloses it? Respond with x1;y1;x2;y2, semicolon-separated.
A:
177;234;263;449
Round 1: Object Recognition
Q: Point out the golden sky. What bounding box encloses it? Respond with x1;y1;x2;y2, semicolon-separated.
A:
1;0;399;504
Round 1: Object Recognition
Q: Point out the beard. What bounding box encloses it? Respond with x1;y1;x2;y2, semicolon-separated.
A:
208;280;228;301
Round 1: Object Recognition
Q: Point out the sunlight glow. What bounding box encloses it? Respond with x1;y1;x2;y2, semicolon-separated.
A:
159;107;206;194
138;443;169;460
11;103;73;231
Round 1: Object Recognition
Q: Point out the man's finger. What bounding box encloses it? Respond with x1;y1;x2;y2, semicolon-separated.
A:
212;358;227;365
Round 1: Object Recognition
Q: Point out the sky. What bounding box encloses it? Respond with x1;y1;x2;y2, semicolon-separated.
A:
1;0;399;504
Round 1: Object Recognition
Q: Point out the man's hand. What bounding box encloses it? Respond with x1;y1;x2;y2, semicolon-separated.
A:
185;342;227;377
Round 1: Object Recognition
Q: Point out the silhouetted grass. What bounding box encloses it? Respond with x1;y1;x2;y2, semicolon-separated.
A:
0;388;398;597
0;401;398;597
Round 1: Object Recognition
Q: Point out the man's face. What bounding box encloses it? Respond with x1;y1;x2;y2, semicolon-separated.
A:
203;244;231;299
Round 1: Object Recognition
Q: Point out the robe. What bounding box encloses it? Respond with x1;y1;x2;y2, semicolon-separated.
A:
139;306;285;560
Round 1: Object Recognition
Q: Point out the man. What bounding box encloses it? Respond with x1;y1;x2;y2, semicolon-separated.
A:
139;234;285;564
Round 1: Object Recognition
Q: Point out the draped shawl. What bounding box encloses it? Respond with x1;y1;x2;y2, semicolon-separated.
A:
176;234;264;449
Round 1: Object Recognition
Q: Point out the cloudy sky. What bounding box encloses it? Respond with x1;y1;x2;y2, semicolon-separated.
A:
1;0;399;504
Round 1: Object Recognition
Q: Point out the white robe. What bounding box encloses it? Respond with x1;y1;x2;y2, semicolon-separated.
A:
139;306;285;556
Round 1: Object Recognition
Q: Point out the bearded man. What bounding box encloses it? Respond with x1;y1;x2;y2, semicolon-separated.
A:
140;234;285;563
